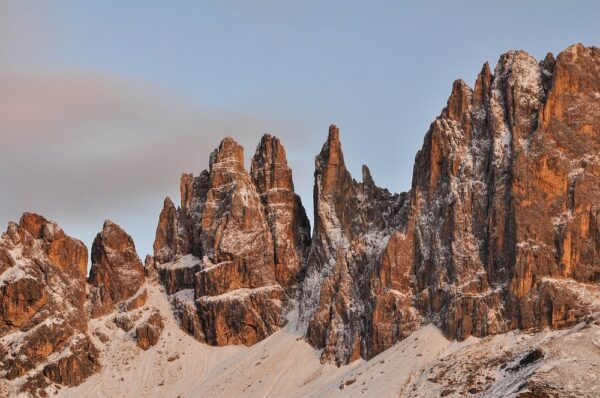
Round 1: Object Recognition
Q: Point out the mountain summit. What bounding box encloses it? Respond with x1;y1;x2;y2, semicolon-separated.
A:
1;43;600;397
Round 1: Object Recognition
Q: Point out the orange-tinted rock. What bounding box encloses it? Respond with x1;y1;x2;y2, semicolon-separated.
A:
88;220;145;318
198;138;276;283
152;136;309;347
370;228;420;356
123;288;148;312
250;134;311;291
197;285;286;346
42;336;100;386
157;255;202;295
135;311;164;350
300;44;600;365
170;289;204;341
153;197;181;264
395;44;600;342
0;213;98;388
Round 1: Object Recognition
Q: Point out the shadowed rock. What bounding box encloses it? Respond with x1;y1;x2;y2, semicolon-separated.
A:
88;220;145;318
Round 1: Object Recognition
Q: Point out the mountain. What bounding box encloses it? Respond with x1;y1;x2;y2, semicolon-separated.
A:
1;43;599;397
301;43;600;365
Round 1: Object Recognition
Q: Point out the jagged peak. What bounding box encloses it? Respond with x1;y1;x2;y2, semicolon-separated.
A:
18;212;51;239
94;219;136;252
325;124;341;153
481;61;492;76
258;132;275;144
12;212;67;243
179;173;195;210
251;133;293;192
163;196;175;207
493;49;541;90
328;123;340;140
100;219;132;238
445;79;473;123
539;52;556;95
562;42;587;55
209;136;245;170
494;49;539;76
20;211;48;224
362;164;375;187
219;136;239;148
316;124;345;169
89;215;145;318
253;133;287;163
543;52;555;62
554;42;600;66
102;219;118;230
497;48;535;62
474;62;493;106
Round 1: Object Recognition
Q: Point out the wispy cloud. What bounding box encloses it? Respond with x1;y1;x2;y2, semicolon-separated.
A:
0;70;316;256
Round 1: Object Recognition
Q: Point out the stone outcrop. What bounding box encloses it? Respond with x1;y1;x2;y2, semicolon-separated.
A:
250;134;311;291
123;288;148;312
0;213;99;393
156;255;201;295
149;43;600;363
88;220;146;318
299;125;410;364
2;43;599;397
135;310;164;350
197;285;286;346
41;336;100;386
0;214;152;395
299;43;600;364
410;44;600;340
152;135;310;346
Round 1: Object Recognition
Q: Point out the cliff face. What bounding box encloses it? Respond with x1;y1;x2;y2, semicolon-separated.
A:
410;44;600;341
2;44;599;396
0;214;156;395
250;134;311;291
299;125;410;364
0;213;99;393
150;43;600;364
152;135;311;346
88;220;146;318
299;43;600;364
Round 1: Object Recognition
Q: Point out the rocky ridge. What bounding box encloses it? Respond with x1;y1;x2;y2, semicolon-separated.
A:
0;43;599;397
150;43;600;366
0;213;97;393
298;43;600;365
152;135;310;347
0;215;150;396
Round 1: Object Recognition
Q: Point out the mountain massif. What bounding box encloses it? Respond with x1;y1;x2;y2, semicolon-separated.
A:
1;43;600;397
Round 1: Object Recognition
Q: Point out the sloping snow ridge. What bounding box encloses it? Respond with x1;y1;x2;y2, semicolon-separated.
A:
35;281;599;398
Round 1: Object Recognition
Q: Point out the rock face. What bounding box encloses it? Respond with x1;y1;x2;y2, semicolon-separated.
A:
41;336;100;387
149;44;600;363
250;135;311;290
88;220;146;318
299;43;600;364
135;311;164;350
411;44;600;340
0;214;153;395
0;213;99;393
299;125;410;365
2;43;599;396
152;135;310;346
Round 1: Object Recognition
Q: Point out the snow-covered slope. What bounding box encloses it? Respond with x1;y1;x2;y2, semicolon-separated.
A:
50;283;446;398
32;281;598;398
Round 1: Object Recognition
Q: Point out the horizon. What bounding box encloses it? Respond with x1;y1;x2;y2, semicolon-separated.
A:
2;1;600;261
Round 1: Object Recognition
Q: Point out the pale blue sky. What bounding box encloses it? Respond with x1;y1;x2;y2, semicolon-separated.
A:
1;1;598;260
